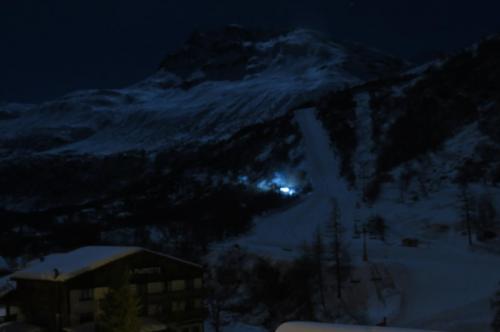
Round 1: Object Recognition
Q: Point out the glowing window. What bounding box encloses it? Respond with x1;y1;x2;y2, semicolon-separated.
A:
94;287;109;300
129;284;138;294
169;280;186;291
147;282;164;294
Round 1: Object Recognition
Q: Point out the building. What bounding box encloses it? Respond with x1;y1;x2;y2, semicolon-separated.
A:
0;246;206;332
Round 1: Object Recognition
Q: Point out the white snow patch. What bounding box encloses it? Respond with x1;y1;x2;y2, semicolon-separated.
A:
277;321;442;332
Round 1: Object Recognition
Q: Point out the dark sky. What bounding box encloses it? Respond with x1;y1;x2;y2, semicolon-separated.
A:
1;0;500;103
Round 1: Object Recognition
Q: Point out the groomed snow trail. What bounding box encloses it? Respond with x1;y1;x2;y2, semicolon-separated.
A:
232;108;356;257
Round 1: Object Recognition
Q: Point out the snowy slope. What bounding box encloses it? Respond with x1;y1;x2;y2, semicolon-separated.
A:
222;108;356;257
219;107;500;332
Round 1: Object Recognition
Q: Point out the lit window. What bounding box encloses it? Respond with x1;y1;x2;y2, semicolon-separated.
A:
193;278;203;289
169;280;186;292
172;301;186;312
129;284;138;294
147;282;164;294
80;289;93;301
94;287;109;300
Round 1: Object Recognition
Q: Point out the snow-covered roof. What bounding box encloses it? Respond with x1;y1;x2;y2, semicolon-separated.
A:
276;322;443;332
10;246;201;282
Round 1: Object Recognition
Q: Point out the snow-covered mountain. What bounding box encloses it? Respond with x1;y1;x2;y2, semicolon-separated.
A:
0;27;402;158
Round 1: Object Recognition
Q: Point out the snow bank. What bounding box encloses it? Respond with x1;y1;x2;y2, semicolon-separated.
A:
276;322;442;332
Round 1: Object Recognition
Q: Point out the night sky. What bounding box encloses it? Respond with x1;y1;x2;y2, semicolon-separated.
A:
1;0;500;103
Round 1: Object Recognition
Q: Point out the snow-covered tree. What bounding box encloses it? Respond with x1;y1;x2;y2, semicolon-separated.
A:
289;243;316;320
97;273;141;332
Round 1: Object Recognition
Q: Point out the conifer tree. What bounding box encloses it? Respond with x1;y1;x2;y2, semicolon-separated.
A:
289;242;315;320
326;199;350;299
459;183;474;246
97;273;141;332
312;227;327;312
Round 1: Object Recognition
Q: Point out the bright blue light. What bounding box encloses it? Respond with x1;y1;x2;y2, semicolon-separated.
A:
279;187;296;196
251;172;299;196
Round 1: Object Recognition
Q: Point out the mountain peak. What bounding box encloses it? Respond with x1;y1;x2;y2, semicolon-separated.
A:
159;27;404;84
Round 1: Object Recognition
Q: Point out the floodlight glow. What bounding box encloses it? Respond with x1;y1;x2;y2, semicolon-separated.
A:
279;187;296;196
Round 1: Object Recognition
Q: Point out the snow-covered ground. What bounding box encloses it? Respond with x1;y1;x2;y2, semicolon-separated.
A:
205;320;268;332
216;108;500;332
277;321;442;332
